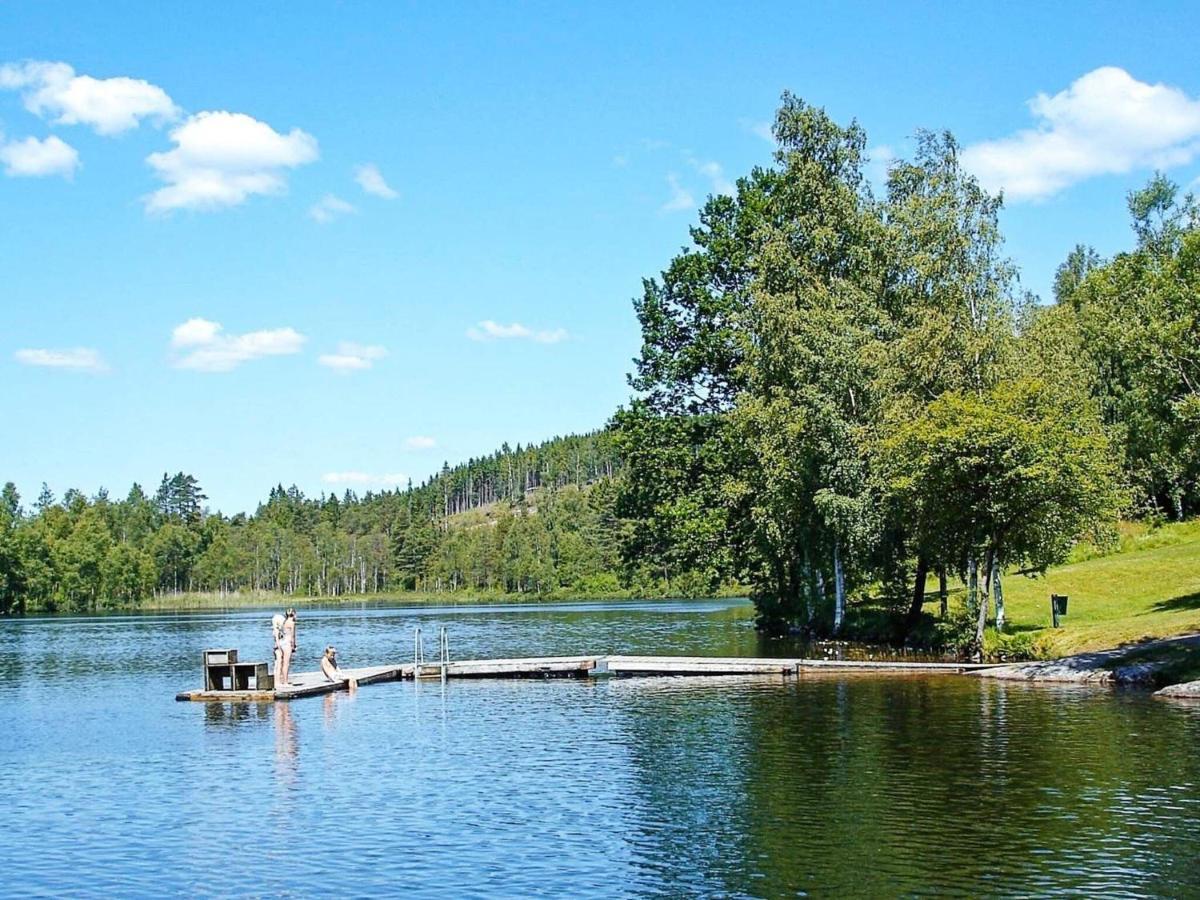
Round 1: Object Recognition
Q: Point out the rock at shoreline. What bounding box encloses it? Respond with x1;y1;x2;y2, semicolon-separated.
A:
976;657;1157;684
1155;679;1200;699
976;633;1200;686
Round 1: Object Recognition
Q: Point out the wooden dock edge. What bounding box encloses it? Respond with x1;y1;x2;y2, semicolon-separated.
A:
176;655;1000;701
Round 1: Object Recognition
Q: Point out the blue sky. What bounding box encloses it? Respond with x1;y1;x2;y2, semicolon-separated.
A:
3;1;1199;513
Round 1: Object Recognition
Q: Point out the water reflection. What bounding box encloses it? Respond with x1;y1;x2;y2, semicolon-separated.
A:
610;675;1200;896
0;600;1197;897
203;701;271;729
273;702;298;784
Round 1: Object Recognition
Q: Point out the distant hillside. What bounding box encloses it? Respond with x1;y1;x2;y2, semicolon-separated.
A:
403;429;621;518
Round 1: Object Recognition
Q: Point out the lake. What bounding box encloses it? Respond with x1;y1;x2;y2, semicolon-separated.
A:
1;599;1198;897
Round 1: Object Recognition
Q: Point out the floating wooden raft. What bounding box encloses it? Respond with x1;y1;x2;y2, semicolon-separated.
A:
175;664;404;702
176;654;996;702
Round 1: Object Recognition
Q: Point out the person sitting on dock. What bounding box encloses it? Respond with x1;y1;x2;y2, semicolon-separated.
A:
320;646;357;691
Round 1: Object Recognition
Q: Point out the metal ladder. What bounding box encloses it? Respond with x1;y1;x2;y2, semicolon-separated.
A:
413;625;450;682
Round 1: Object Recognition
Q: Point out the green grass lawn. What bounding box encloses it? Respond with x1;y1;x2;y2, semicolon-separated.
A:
1000;519;1200;656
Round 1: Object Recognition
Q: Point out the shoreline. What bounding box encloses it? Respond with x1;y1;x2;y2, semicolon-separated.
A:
7;592;751;618
976;632;1200;694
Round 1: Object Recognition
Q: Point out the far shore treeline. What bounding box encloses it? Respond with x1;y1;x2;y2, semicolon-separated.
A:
2;94;1197;653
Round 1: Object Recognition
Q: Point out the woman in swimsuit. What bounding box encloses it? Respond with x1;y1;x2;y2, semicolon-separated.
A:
278;608;297;687
271;613;286;684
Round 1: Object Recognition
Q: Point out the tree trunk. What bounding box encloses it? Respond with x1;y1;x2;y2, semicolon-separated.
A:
966;556;978;617
832;540;846;635
992;560;1005;632
938;569;948;618
904;554;929;634
813;567;825;628
972;555;988;652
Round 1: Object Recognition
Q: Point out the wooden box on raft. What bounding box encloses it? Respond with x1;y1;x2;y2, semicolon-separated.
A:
202;650;273;691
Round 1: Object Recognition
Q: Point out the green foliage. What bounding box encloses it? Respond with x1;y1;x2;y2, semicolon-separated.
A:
1067;178;1200;519
881;379;1122;577
983;628;1040;662
1053;244;1101;306
613;406;736;593
933;603;978;656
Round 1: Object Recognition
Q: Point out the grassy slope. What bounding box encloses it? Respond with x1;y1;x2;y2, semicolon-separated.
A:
1001;520;1200;656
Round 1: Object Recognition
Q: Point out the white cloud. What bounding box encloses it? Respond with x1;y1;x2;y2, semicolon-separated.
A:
170;317;306;372
322;471;408;487
685;153;735;196
612;153;629;168
0;135;79;178
466;320;569;344
404;435;437;450
317;341;386;372
743;119;773;143
661;173;694;212
144;111;319;213
354;163;398;199
309;193;356;223
15;347;107;372
865;144;896;189
962;67;1200;201
0;60;178;135
170;317;222;346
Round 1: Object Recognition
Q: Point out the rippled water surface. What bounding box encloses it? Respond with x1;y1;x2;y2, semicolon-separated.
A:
2;599;1199;897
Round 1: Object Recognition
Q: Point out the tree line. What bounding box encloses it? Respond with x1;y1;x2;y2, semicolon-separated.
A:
0;433;634;614
615;92;1198;648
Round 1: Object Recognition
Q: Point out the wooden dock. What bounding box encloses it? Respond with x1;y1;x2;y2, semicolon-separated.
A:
176;654;996;702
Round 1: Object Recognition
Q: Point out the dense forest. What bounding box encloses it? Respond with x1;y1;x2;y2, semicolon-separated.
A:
2;93;1197;652
0;432;636;614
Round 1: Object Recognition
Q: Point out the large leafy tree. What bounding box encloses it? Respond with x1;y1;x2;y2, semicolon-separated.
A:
882;379;1121;647
875;131;1025;632
618;94;886;632
727;95;884;633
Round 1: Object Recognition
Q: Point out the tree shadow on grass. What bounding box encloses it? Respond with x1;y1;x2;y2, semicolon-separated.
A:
1150;591;1200;613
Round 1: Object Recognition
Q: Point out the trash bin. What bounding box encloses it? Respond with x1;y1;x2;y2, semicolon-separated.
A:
1050;594;1069;627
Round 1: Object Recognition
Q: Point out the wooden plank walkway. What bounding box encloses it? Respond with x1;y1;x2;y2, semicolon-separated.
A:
607;656;993;676
176;654;998;701
403;655;599;680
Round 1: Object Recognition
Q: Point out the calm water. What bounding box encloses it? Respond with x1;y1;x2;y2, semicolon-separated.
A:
2;599;1199;898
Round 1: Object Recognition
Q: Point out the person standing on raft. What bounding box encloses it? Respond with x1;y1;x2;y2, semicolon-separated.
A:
271;613;287;685
276;608;297;687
